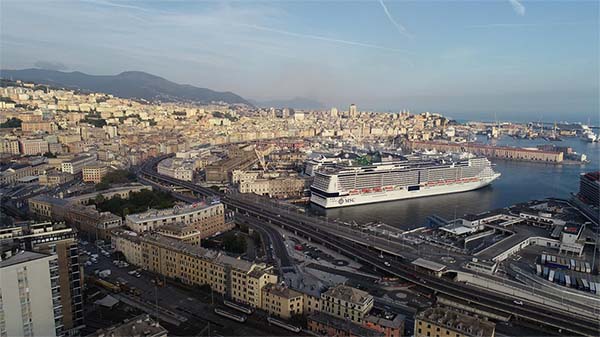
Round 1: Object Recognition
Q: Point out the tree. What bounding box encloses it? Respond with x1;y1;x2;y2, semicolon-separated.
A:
0;117;22;128
222;233;247;254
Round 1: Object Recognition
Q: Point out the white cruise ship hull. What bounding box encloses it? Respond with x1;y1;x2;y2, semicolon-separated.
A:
311;175;499;208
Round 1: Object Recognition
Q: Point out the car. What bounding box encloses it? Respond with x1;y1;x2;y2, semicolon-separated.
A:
135;273;141;278
513;300;523;305
128;270;137;275
384;261;391;267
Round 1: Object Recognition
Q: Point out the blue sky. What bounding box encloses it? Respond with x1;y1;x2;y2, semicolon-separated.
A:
1;0;598;122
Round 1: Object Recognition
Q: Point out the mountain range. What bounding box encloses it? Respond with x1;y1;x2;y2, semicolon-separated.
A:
0;68;249;105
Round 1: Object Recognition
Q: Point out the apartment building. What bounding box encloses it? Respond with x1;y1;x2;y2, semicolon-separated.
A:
20;138;49;156
157;157;194;181
414;307;495;337
0;250;64;337
1;222;84;335
237;174;311;199
261;283;304;319
125;202;232;239
81;163;108;183
61;154;97;174
0;160;48;186
28;195;122;240
111;230;277;307
321;284;374;324
0;138;20;155
156;223;202;244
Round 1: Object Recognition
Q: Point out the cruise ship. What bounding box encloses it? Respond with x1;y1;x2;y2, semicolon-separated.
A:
310;154;500;208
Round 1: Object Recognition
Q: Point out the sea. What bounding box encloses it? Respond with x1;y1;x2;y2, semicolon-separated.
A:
308;136;600;230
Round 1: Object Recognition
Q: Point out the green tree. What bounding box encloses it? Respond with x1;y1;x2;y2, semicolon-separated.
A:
0;117;22;128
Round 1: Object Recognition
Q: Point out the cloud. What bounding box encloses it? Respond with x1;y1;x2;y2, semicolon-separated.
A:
236;23;410;53
378;0;413;39
509;0;526;16
467;21;596;29
34;61;68;71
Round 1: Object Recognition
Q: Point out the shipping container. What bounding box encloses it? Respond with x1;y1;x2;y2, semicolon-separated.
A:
570;259;576;270
541;254;547;264
590;281;596;293
548;269;555;282
536;264;542;276
551;255;557;263
543;267;549;278
585;262;591;274
565;275;571;288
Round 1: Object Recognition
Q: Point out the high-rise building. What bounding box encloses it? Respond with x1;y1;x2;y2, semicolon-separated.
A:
0;249;64;337
349;104;357;119
1;222;84;336
578;171;599;207
330;107;338;118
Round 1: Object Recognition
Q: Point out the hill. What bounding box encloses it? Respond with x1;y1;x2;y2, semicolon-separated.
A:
0;68;249;105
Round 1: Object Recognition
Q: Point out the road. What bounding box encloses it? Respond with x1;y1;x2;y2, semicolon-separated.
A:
139;156;600;336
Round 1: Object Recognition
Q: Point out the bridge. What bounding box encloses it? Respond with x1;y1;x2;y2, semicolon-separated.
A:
140;156;600;336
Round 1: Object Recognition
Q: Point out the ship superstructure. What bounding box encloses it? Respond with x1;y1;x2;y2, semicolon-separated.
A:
310;154;500;208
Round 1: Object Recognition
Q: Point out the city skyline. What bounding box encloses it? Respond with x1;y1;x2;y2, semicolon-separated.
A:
1;0;598;121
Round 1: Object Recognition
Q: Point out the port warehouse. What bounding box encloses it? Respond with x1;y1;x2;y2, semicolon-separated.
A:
406;140;564;163
537;253;599;294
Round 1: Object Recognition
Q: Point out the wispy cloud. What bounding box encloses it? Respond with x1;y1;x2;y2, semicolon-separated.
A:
509;0;526;16
378;0;413;39
467;21;596;29
236;22;410;53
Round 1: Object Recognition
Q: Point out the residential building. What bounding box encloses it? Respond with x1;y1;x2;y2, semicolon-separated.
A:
308;312;383;337
0;160;48;186
20;138;49;156
157;157;194;182
0;138;20;155
86;315;167;337
321;284;374;324
0;249;64;337
261;283;304;319
125;202;231;239
82;163;108;183
61;154;97;175
28;195;122;240
1;222;84;335
111;230;277;307
578;171;599;207
414;307;495;337
156;223;202;245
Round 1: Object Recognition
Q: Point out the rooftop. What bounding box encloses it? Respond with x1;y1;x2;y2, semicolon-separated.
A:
264;283;303;299
86;314;167;337
416;307;495;337
309;312;384;337
322;284;373;305
126;201;221;223
411;258;447;272
0;250;54;268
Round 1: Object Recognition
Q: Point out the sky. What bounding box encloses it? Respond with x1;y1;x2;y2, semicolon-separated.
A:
1;0;598;122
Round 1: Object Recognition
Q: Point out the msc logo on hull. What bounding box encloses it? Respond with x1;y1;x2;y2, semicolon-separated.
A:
337;198;356;205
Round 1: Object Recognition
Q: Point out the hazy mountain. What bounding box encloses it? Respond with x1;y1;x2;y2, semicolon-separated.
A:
251;97;326;110
0;68;249;105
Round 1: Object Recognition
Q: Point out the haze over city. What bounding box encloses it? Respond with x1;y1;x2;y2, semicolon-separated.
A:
1;0;598;121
